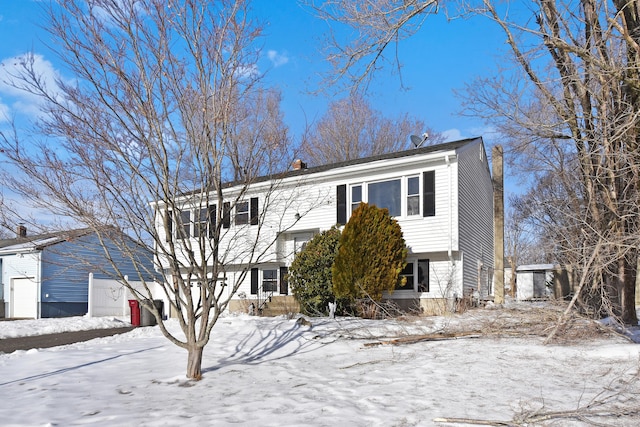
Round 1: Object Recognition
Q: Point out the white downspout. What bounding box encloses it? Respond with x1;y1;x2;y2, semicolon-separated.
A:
446;155;452;258
36;251;42;319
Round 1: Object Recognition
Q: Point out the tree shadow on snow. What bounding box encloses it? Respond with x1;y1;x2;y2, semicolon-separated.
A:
0;345;164;386
202;320;328;374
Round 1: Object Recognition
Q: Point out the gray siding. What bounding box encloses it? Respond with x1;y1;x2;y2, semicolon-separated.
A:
457;140;494;297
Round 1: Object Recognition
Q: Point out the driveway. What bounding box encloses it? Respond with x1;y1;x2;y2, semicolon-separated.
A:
0;327;135;353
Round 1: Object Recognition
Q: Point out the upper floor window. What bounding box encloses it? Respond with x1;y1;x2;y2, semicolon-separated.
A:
235;201;249;225
194;207;209;238
294;236;308;253
407;176;420;216
340;173;435;222
351;184;362;213
176;205;217;239
179;210;191;239
368;179;401;217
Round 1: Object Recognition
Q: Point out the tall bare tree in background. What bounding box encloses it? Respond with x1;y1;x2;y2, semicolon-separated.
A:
504;197;546;296
311;0;640;324
463;0;640;324
0;0;298;379
300;94;441;165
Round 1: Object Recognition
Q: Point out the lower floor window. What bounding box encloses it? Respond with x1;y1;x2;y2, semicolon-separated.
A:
397;263;414;290
262;269;277;292
396;259;430;292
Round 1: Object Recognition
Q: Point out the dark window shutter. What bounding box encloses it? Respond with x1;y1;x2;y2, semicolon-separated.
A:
251;268;258;294
337;184;347;225
250;197;259;225
279;266;289;295
418;259;429;292
223;202;231;229
423;171;435;217
208;204;217;238
165;210;173;242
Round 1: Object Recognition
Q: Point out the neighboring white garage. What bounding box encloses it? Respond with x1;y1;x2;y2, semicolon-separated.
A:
11;277;38;319
1;227;155;319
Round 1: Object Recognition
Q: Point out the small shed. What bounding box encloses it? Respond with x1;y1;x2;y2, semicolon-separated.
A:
516;264;555;301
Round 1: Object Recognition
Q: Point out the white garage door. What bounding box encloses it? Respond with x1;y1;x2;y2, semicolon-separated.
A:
11;277;37;319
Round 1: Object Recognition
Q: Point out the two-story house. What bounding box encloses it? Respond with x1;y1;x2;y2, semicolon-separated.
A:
156;137;494;315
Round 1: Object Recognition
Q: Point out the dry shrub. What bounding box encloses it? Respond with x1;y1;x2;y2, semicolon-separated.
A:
447;302;623;344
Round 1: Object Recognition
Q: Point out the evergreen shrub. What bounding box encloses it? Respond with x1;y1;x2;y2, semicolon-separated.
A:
332;203;407;307
288;226;347;315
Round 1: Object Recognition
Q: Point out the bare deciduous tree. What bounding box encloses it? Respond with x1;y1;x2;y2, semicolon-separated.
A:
300;94;442;165
0;0;303;379
463;0;640;324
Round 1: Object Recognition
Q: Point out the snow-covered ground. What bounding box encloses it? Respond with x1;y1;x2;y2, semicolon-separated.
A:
1;305;639;426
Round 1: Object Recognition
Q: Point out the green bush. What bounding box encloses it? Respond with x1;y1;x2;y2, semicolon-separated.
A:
288;226;347;315
332;203;407;303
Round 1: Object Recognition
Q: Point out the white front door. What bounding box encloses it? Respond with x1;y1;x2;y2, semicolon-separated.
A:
11;277;37;319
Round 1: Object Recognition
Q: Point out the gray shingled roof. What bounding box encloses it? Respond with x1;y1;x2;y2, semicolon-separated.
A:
0;228;94;252
222;137;482;189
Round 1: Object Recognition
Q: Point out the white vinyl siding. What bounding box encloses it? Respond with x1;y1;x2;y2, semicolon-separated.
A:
156;138;492;303
396;163;459;254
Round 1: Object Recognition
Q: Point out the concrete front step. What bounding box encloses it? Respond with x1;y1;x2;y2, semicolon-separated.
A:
259;296;300;316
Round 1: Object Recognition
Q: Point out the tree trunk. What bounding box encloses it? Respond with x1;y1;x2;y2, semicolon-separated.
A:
186;345;204;380
621;254;639;325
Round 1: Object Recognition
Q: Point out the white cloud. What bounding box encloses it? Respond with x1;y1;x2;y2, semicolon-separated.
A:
238;64;260;79
0;53;63;117
442;126;501;143
267;50;289;67
441;128;465;142
0;99;9;123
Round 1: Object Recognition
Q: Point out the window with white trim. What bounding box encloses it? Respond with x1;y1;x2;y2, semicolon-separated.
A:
407;176;420;216
397;262;415;290
294;237;308;253
262;269;278;292
179;210;191;239
235;201;249;225
396;259;429;291
369;178;401;217
351;184;362;213
340;172;435;221
194;207;208;238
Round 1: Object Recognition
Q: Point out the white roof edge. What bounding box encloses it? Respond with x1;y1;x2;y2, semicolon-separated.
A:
516;264;556;271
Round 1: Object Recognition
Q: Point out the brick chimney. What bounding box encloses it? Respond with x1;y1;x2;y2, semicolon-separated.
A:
292;159;307;170
17;224;27;238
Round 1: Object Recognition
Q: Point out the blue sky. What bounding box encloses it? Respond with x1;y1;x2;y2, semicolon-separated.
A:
252;0;508;142
0;1;509;145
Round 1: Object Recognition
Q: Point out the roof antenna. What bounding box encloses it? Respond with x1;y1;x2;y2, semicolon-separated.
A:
410;132;429;148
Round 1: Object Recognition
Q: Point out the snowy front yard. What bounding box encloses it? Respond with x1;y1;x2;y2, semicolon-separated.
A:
0;304;639;426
